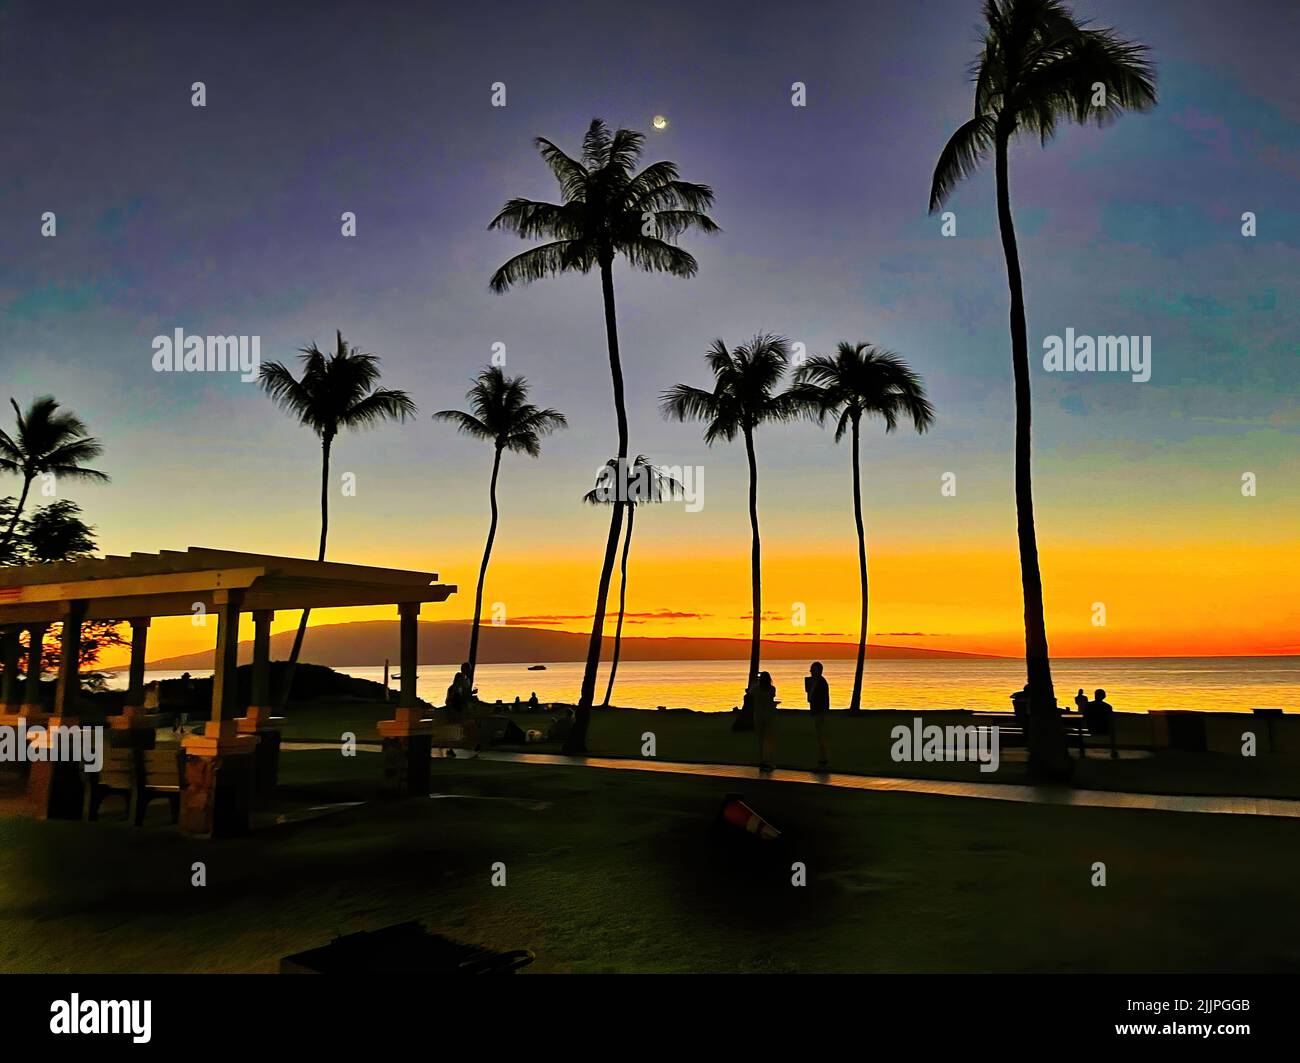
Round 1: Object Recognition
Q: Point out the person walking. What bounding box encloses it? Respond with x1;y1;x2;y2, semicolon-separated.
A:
805;661;831;770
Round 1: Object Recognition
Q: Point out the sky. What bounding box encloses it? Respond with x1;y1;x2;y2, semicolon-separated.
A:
1;0;1297;668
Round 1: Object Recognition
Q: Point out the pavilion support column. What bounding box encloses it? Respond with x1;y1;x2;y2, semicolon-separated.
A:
20;622;50;721
237;609;281;803
378;602;431;796
237;610;275;731
0;628;22;717
51;601;87;723
181;589;258;839
26;602;88;820
109;618;153;734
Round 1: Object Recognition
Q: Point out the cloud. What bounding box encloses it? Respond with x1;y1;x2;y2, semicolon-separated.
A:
511;609;709;626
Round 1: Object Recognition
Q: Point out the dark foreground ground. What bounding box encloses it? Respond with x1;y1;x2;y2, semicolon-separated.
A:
4;735;1300;973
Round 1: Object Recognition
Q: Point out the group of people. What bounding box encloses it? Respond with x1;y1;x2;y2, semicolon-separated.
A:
443;662;476;718
1010;684;1115;735
443;663;545;716
745;662;831;774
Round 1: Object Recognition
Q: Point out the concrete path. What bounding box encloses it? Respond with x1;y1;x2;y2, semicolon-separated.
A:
279;742;1300;820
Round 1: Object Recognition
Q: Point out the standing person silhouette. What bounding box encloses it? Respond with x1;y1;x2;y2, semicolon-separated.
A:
1074;688;1088;714
752;671;778;773
804;662;831;770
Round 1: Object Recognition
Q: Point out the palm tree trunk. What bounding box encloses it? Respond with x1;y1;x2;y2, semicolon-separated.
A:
467;447;503;683
600;505;634;708
569;257;627;754
850;414;868;713
0;476;32;554
995;132;1070;781
279;434;332;708
735;424;761;732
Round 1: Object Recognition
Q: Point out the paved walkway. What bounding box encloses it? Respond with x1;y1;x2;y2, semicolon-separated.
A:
281;741;1300;820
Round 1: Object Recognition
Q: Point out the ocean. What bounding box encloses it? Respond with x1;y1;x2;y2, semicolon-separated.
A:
121;655;1299;714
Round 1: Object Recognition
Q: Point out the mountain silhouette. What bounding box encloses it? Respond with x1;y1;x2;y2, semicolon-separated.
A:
139;619;996;671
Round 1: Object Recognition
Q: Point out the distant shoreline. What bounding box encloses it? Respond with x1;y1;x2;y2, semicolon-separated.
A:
117;651;1300;673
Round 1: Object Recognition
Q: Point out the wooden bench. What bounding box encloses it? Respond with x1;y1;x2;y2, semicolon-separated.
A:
83;747;185;825
998;713;1118;759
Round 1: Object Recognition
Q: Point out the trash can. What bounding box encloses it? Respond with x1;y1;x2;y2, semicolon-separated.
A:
1149;710;1207;752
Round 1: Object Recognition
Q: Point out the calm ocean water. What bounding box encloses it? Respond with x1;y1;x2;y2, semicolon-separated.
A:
126;656;1298;714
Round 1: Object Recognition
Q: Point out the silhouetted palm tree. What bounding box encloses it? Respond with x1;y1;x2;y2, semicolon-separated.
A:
259;332;416;703
489;117;719;754
661;336;800;727
929;0;1155;780
436;367;566;681
582;455;684;707
0;396;108;554
792;343;935;713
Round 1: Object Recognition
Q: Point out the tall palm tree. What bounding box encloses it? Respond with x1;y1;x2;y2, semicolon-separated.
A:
792;343;935;714
661;335;800;728
489;117;719;754
582;455;684;708
435;367;566;681
929;0;1155;780
0;396;109;554
259;331;416;704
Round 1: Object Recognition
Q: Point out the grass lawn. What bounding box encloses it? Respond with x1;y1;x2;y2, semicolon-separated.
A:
3;749;1299;973
278;698;1300;799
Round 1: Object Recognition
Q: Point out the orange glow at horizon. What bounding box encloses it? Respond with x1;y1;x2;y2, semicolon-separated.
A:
99;538;1299;669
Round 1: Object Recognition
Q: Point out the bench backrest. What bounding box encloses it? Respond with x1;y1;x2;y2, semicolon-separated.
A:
96;748;136;789
142;748;184;787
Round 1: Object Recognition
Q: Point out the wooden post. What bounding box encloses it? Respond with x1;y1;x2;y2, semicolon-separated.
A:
0;629;20;712
399;602;419;708
180;589;258;838
209;589;244;732
52;601;87;721
238;609;275;732
237;609;281;801
21;622;48;717
125;618;150;707
27;602;88;819
109;618;154;732
378;602;430;795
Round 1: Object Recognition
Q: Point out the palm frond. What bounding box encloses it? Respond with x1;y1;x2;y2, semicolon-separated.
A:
340;389;418;429
929;114;998;212
433;409;495;442
489;240;594;292
533;139;589;202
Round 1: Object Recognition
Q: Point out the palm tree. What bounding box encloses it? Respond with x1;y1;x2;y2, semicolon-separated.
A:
435;367;566;681
582;455;684;708
929;0;1155;780
489;117;719;754
792;343;935;714
661;335;801;728
0;396;109;554
259;331;416;703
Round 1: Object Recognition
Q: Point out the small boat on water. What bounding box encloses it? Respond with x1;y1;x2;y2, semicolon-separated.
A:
527;664;547;671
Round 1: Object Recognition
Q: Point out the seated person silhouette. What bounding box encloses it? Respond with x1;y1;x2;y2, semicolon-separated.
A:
1085;688;1114;735
1010;684;1030;723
